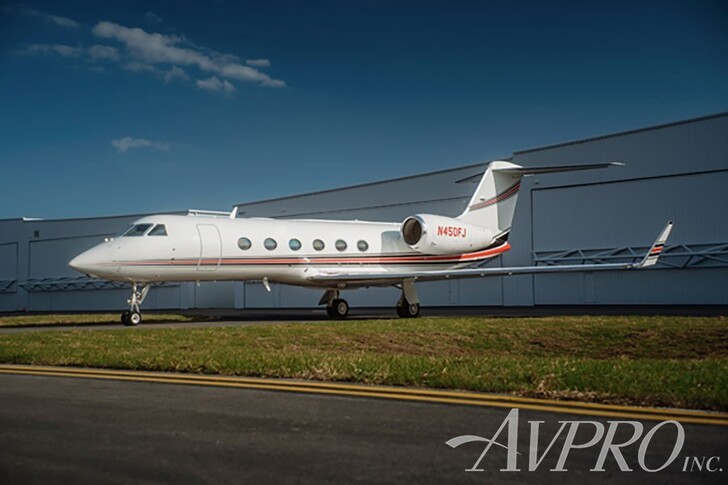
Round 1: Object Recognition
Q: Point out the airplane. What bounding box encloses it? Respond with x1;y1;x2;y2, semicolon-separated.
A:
68;160;673;325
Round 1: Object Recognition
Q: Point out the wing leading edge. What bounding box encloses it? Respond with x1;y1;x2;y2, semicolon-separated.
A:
306;221;673;286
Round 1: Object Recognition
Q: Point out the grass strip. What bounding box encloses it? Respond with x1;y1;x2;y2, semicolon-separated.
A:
0;315;725;410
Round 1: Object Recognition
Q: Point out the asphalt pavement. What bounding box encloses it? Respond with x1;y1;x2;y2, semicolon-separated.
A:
0;373;725;484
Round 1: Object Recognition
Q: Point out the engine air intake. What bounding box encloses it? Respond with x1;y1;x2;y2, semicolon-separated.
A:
402;217;423;245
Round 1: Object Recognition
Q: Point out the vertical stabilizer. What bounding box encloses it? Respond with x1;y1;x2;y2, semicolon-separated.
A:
456;161;523;237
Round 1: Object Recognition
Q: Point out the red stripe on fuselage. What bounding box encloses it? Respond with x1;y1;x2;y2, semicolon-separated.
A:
113;242;511;267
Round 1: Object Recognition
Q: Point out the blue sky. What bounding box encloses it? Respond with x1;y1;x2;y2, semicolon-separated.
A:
1;0;726;219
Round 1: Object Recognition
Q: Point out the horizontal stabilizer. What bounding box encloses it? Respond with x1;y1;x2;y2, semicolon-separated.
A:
494;161;624;175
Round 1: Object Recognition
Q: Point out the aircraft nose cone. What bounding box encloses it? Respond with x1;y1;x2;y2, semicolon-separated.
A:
68;251;94;274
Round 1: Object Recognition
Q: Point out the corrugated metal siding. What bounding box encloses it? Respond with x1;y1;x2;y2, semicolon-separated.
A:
511;114;728;305
0;113;725;312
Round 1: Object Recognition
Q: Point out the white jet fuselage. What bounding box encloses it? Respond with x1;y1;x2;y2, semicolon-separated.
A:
67;160;671;324
71;214;508;288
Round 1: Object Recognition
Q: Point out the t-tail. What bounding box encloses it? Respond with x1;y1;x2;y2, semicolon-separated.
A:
456;160;625;238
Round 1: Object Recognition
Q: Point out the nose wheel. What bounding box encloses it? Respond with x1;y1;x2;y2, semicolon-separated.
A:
121;310;142;326
122;283;150;326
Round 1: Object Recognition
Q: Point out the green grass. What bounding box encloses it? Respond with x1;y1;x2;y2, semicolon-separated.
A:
0;313;193;327
0;315;726;410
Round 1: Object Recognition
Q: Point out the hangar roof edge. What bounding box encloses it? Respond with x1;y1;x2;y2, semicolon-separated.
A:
0;210;189;224
233;157;512;208
235;112;727;209
514;111;728;155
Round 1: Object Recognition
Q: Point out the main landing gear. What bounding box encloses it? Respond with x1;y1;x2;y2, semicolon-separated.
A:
318;279;422;319
320;289;349;319
396;298;420;318
121;282;150;326
327;298;350;319
395;279;420;318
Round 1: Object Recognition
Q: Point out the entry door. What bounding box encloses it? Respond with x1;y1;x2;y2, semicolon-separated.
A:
197;224;222;271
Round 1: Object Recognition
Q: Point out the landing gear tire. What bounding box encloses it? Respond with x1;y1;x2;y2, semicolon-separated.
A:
327;298;349;319
122;311;141;326
396;299;420;318
128;311;142;326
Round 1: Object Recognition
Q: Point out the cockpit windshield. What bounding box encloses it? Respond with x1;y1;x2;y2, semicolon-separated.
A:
120;223;153;237
148;224;168;236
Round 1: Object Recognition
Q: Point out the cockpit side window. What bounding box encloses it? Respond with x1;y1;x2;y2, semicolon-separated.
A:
148;224;168;236
121;223;153;237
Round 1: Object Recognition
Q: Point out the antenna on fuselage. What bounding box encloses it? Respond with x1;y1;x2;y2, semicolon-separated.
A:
229;207;239;219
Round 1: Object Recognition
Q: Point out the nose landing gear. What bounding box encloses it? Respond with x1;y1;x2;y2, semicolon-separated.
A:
121;282;150;326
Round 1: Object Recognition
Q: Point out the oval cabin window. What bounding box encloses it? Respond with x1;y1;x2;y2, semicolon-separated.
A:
313;239;325;251
335;239;347;251
357;240;369;252
238;237;252;250
264;238;277;250
289;238;302;251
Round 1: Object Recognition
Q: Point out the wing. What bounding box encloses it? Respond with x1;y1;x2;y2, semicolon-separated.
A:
307;221;673;286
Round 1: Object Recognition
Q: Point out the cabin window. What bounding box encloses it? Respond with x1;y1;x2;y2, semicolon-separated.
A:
148;224;168;236
313;239;325;251
264;238;278;250
335;239;347;251
357;240;369;252
121;223;152;237
238;237;252;250
289;238;302;251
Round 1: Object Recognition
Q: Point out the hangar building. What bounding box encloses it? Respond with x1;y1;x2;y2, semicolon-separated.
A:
1;113;726;313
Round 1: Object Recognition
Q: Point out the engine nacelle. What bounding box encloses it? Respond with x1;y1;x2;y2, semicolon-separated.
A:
401;214;494;254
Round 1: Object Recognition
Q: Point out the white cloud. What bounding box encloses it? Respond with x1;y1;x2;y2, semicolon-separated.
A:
92;21;286;88
23;44;82;58
196;76;236;95
246;59;271;68
88;44;119;61
47;14;81;28
111;137;170;153
23;43;121;63
123;61;160;73
15;15;285;93
24;8;81;28
164;66;189;83
144;11;162;24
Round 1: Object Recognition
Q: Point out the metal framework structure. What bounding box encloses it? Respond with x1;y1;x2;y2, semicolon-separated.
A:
0;280;16;294
533;242;728;269
17;277;178;293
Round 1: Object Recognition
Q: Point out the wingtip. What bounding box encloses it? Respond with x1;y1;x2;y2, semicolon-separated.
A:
638;221;674;268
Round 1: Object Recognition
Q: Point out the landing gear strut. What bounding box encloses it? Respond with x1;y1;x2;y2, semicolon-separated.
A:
320;289;349;319
121;282;150;326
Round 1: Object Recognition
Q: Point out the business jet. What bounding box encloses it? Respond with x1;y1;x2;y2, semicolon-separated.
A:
68;161;672;325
